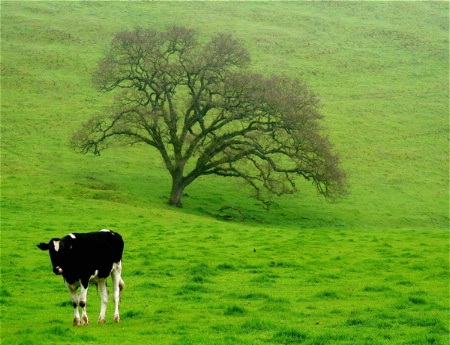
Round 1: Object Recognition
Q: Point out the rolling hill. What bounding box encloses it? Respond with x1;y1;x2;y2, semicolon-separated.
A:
1;2;448;344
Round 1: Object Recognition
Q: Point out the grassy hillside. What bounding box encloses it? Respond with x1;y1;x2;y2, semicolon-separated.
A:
1;1;448;345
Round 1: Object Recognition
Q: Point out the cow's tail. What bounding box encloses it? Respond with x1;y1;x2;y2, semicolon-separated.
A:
118;278;124;304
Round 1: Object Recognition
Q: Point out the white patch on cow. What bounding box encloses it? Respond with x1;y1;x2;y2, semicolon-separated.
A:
53;240;60;252
69;233;76;239
89;270;100;284
100;229;111;233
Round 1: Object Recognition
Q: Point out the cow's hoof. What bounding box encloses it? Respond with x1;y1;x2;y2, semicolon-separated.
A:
98;318;106;324
73;318;81;327
81;316;89;326
114;314;120;323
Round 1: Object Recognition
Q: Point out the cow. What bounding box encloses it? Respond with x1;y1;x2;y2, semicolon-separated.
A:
37;229;124;326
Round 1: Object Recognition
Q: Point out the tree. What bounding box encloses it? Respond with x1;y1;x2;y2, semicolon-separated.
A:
71;26;347;209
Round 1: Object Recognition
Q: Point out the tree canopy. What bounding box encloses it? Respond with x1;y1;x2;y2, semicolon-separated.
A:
72;26;347;208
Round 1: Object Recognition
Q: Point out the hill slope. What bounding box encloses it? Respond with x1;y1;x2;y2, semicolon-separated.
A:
2;1;448;230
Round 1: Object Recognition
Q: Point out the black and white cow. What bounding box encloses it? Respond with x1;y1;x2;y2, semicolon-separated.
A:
38;229;124;326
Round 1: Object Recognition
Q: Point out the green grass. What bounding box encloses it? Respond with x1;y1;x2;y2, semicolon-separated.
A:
1;1;448;344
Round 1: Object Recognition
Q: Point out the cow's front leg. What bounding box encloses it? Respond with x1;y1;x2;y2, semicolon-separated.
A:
97;279;108;323
79;284;89;325
65;281;81;326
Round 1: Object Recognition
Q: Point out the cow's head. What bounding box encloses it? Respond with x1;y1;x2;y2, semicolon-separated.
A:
37;239;66;275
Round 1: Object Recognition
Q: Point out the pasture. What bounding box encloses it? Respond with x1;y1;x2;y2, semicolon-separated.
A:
1;1;448;344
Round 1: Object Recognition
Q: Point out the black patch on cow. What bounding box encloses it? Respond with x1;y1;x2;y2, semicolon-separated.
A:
38;230;124;288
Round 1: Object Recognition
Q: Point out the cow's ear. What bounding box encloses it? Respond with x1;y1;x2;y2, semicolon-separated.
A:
37;242;50;251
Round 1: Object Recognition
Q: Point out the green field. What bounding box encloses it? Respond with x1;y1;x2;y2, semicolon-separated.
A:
1;1;448;344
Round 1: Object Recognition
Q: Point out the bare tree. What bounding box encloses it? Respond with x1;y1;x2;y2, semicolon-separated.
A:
72;26;347;208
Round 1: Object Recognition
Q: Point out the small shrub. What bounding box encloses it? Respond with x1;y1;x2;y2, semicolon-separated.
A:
217;263;236;271
0;289;12;297
241;318;274;333
16;328;33;335
346;317;365;326
130;270;145;276
403;316;444;329
174;336;196;345
0;288;12;306
250;274;278;284
57;300;73;307
239;292;270;300
363;285;391;292
76;334;97;342
273;329;307;344
122;310;142;319
189;263;216;277
315;291;340;299
269;261;296;267
224;305;246;316
409;296;426;305
191;275;206;283
47;326;69;336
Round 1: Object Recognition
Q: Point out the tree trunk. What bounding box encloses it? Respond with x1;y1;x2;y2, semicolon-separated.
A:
168;174;185;208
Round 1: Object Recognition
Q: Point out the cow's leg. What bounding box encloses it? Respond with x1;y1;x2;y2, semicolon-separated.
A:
97;278;108;323
111;261;123;323
79;284;89;325
65;281;81;326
